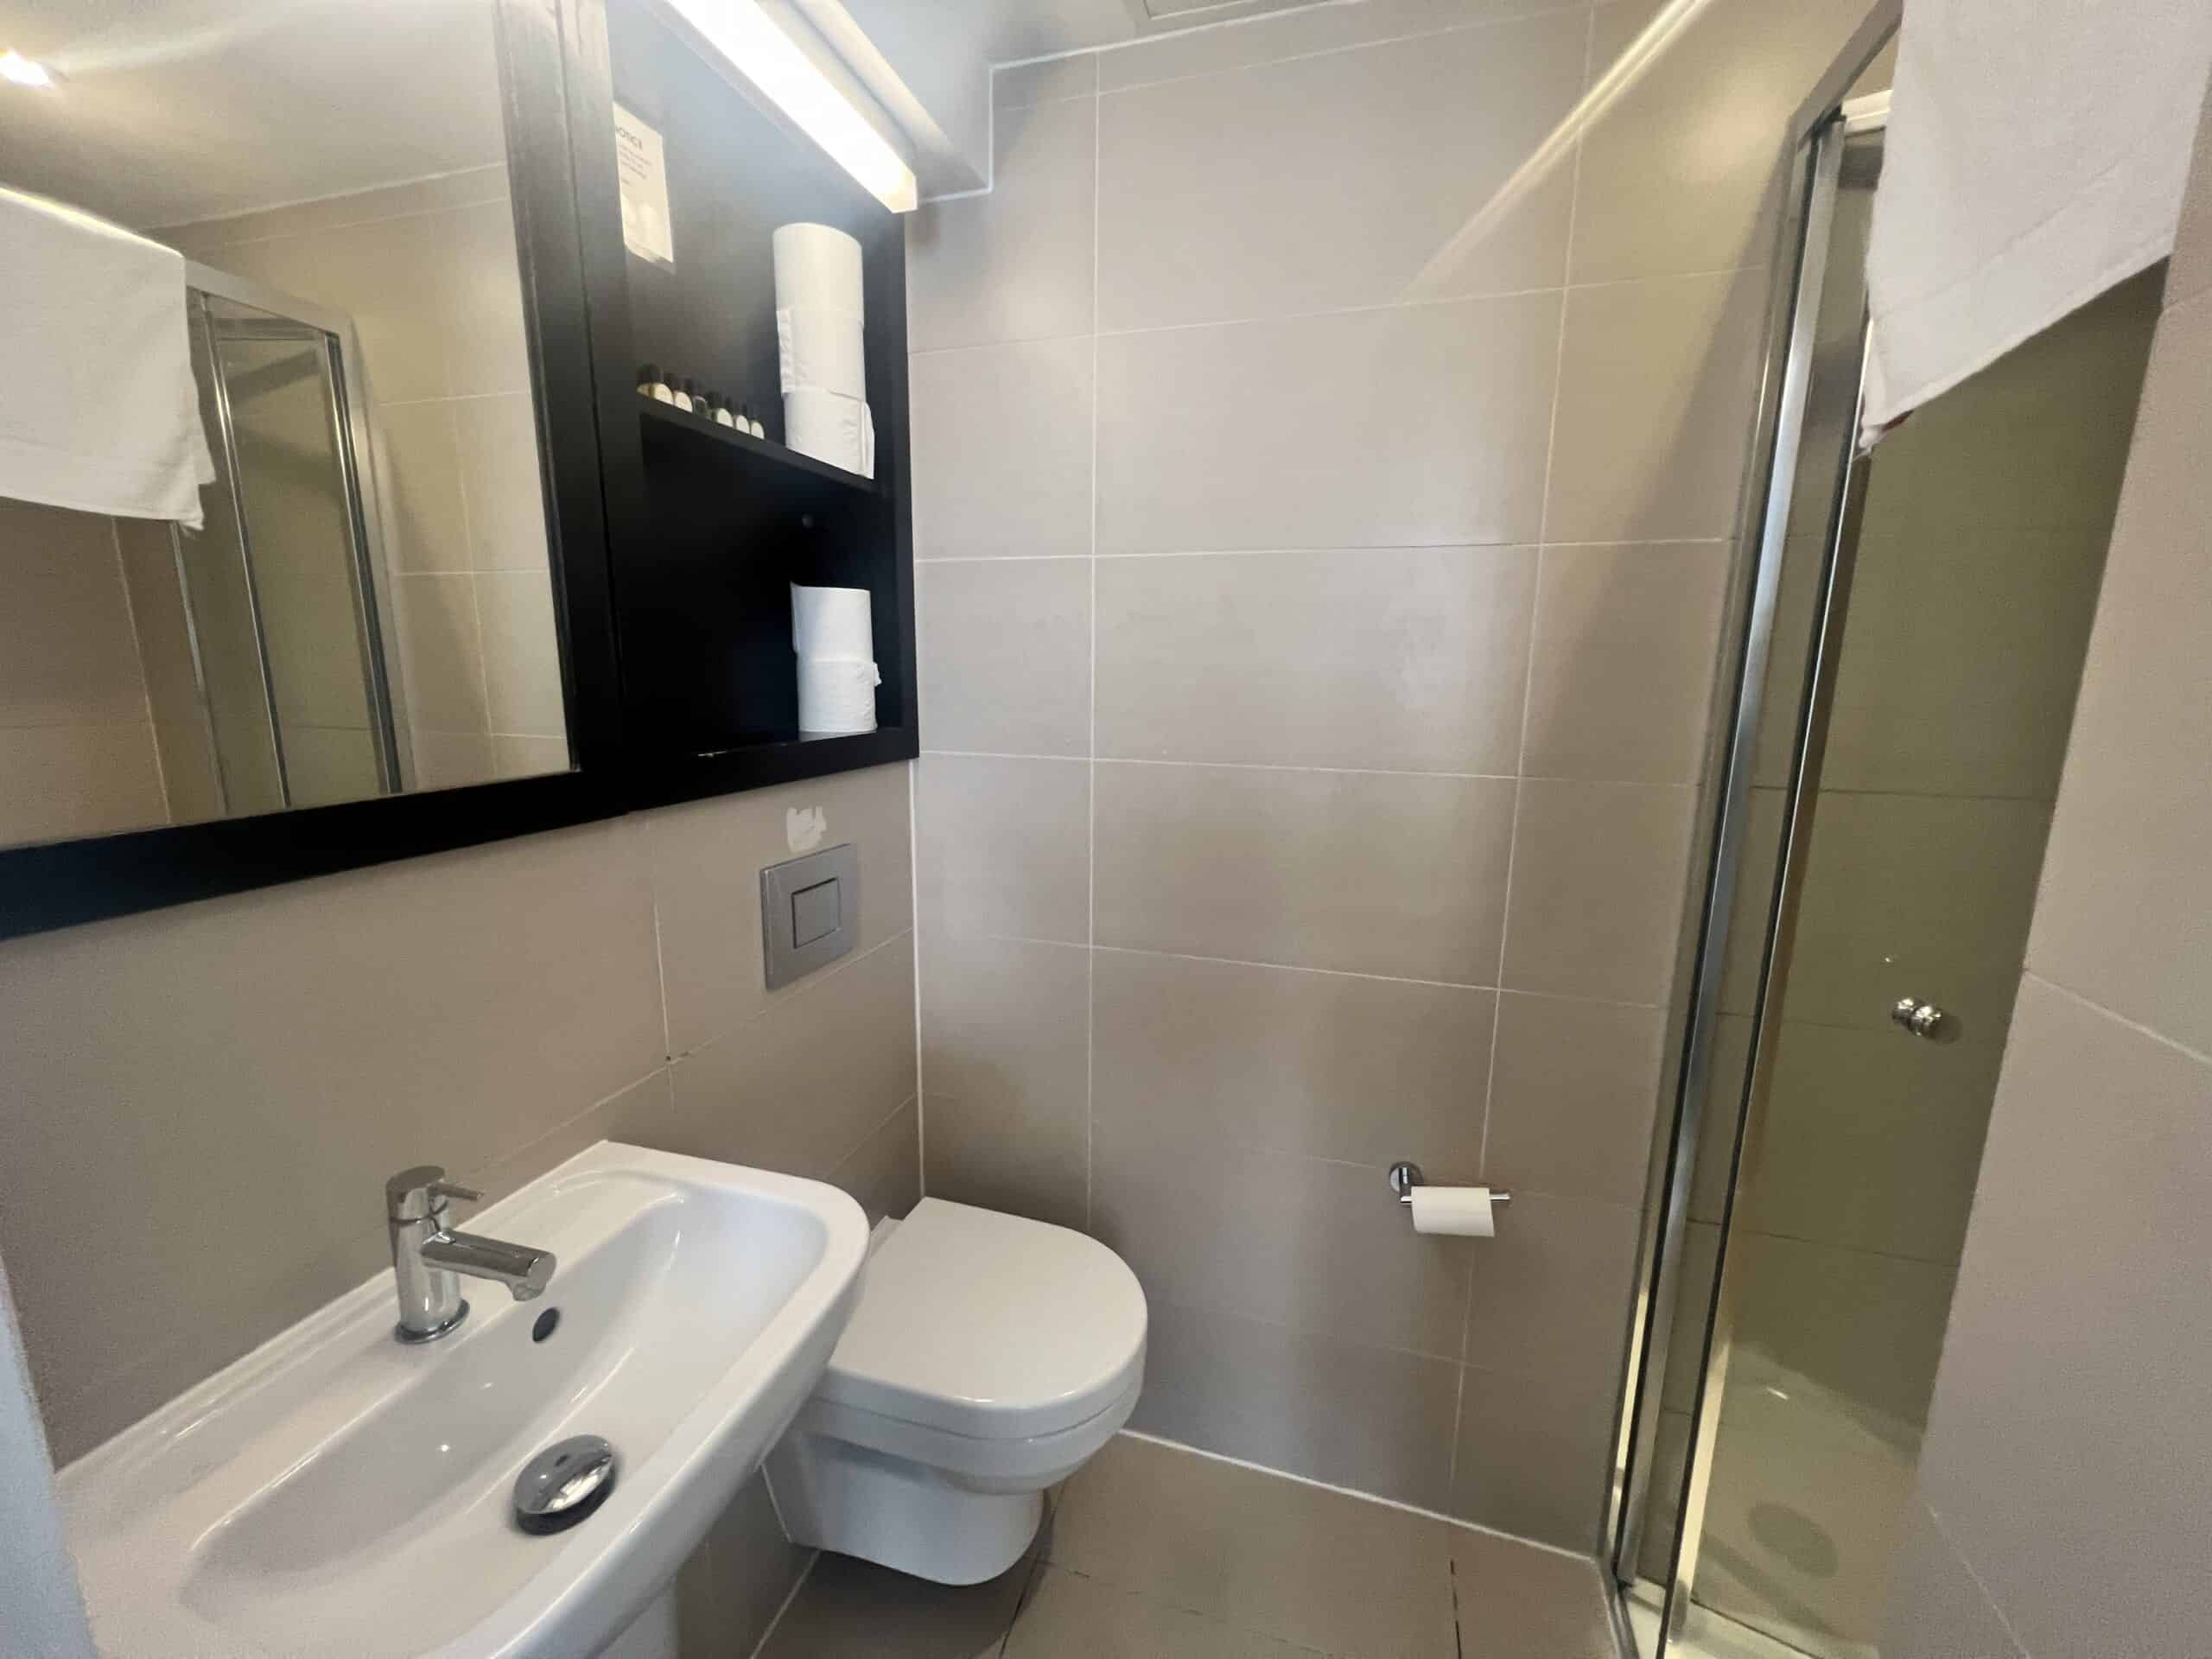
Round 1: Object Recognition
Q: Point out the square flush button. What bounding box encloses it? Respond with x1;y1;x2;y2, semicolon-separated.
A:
791;878;841;948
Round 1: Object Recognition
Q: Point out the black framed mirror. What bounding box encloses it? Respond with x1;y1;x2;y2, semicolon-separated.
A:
0;0;625;938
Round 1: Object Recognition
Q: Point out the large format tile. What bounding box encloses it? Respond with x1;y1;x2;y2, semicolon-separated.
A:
914;753;1090;944
476;569;565;737
2024;293;2212;1054
1544;270;1767;545
396;573;488;733
1451;1361;1619;1550
677;1471;815;1659
1780;790;2050;1039
918;557;1090;756
645;763;912;1055
1881;1500;2027;1659
1522;541;1731;785
1006;1565;1315;1658
1131;1300;1463;1514
375;400;471;573
1484;992;1665;1205
1091;947;1491;1171
664;934;918;1180
1096;291;1560;553
1094;760;1515;983
920;931;1091;1230
1050;1433;1460;1659
1463;1191;1642;1383
1910;976;2212;1659
1500;779;1696;1005
1096;15;1582;329
0;721;168;845
0;818;662;1459
453;392;550;572
907;94;1095;353
995;53;1095;111
0;499;149;728
758;1542;1034;1659
830;1097;922;1226
1090;1127;1471;1359
910;336;1094;560
1572;0;1881;283
1097;0;1576;92
1452;1526;1618;1659
1094;545;1535;773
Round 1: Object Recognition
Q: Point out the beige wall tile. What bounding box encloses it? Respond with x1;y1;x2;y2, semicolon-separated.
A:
1096;0;1571;92
677;1471;816;1659
492;734;571;778
1881;1501;2026;1659
1048;1432;1459;1658
1907;976;2212;1659
914;753;1090;944
1781;790;2050;1039
1448;1527;1618;1659
906;95;1095;352
919;931;1090;1230
918;557;1090;755
464;1069;674;1208
1096;16;1582;330
646;762;913;1056
242;213;450;405
1097;292;1560;554
1007;1565;1320;1659
477;569;566;737
1522;541;1731;785
1090;1123;1471;1358
664;934;918;1180
1464;1190;1641;1382
1091;946;1491;1171
1451;1359;1618;1549
440;200;532;396
454;393;550;572
2025;294;2212;1053
1129;1300;1464;1515
1573;0;1880;283
410;729;496;790
152;719;226;823
396;572;488;733
910;336;1094;559
829;1098;920;1225
280;724;381;808
1094;545;1535;773
0;818;663;1459
2171;91;2212;309
1484;992;1664;1205
1544;269;1767;544
0;499;147;728
376;401;472;573
1094;760;1515;982
0;722;168;845
1501;779;1696;1004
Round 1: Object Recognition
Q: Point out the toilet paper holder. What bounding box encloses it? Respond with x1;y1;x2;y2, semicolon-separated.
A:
1388;1161;1510;1207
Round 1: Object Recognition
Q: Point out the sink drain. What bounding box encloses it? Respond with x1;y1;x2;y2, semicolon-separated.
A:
513;1434;619;1535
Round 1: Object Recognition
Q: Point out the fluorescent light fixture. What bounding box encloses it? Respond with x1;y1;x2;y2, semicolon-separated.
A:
659;0;917;213
0;48;55;88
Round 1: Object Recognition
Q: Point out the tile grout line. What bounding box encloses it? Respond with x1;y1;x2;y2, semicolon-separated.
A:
909;753;925;1197
925;747;1700;791
1084;79;1103;1235
742;1548;818;1659
918;536;1729;562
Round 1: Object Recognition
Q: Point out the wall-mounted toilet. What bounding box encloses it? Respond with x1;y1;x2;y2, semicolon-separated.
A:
765;1198;1147;1585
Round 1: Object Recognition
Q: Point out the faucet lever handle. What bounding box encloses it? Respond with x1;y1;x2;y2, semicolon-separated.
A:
385;1164;483;1222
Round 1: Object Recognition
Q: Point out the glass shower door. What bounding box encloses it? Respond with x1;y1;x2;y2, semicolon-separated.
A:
1628;99;2164;1659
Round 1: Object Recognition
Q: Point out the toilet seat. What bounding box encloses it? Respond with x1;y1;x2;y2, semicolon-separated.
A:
813;1198;1147;1442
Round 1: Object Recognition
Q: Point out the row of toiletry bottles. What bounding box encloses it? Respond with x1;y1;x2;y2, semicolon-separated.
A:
638;363;764;437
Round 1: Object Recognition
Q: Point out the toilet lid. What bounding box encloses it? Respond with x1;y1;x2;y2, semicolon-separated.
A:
817;1199;1148;1441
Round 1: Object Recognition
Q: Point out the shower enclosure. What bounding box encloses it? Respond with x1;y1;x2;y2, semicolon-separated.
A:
166;264;406;815
1610;18;2161;1658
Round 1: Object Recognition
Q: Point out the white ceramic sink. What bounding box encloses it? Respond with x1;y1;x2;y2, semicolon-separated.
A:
58;1142;870;1659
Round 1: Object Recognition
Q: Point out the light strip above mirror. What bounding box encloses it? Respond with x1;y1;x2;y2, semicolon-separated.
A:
659;0;918;213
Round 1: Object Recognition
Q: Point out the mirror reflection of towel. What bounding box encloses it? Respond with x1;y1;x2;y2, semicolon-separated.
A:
0;184;216;528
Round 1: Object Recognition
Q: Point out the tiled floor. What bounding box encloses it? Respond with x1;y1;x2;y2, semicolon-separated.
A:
759;1433;1621;1658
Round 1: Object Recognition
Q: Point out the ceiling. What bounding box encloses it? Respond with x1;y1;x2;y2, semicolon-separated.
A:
0;0;508;229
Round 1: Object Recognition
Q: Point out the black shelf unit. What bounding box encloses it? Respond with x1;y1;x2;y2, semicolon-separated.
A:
577;0;919;808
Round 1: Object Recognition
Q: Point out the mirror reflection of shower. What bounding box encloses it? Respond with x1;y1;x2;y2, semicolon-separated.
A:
167;269;411;814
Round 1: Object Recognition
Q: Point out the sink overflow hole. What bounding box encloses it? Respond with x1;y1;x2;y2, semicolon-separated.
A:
531;1308;560;1343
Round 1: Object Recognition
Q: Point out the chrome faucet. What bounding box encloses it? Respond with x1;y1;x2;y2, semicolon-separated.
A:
385;1166;556;1344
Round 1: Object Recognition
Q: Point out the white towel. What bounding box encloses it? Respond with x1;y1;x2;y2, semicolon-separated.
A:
0;186;215;528
1861;2;2212;447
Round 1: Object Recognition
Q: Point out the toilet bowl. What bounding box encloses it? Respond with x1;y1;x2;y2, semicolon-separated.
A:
763;1198;1147;1586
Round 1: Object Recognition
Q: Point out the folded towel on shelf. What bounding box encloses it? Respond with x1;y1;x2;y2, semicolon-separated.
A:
0;184;215;527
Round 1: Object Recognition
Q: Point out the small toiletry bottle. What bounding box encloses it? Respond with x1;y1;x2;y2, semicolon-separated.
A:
743;403;766;439
710;393;736;429
686;378;710;415
639;363;674;404
670;377;693;412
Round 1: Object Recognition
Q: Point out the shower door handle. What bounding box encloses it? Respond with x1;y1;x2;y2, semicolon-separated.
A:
1890;996;1949;1039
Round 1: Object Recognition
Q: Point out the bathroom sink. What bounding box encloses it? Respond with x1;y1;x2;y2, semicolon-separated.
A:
57;1142;871;1659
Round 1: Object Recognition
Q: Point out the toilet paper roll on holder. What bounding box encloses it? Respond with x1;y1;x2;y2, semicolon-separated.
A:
1388;1161;1510;1208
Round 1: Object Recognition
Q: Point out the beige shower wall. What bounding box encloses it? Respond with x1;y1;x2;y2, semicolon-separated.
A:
909;0;1881;1548
167;165;571;791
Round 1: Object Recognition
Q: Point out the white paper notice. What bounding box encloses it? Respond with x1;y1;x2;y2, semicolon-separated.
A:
613;103;674;267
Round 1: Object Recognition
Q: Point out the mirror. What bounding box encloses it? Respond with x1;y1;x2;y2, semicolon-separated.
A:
0;0;574;851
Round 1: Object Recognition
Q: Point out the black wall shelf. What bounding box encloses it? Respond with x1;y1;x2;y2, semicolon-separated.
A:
638;399;882;499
